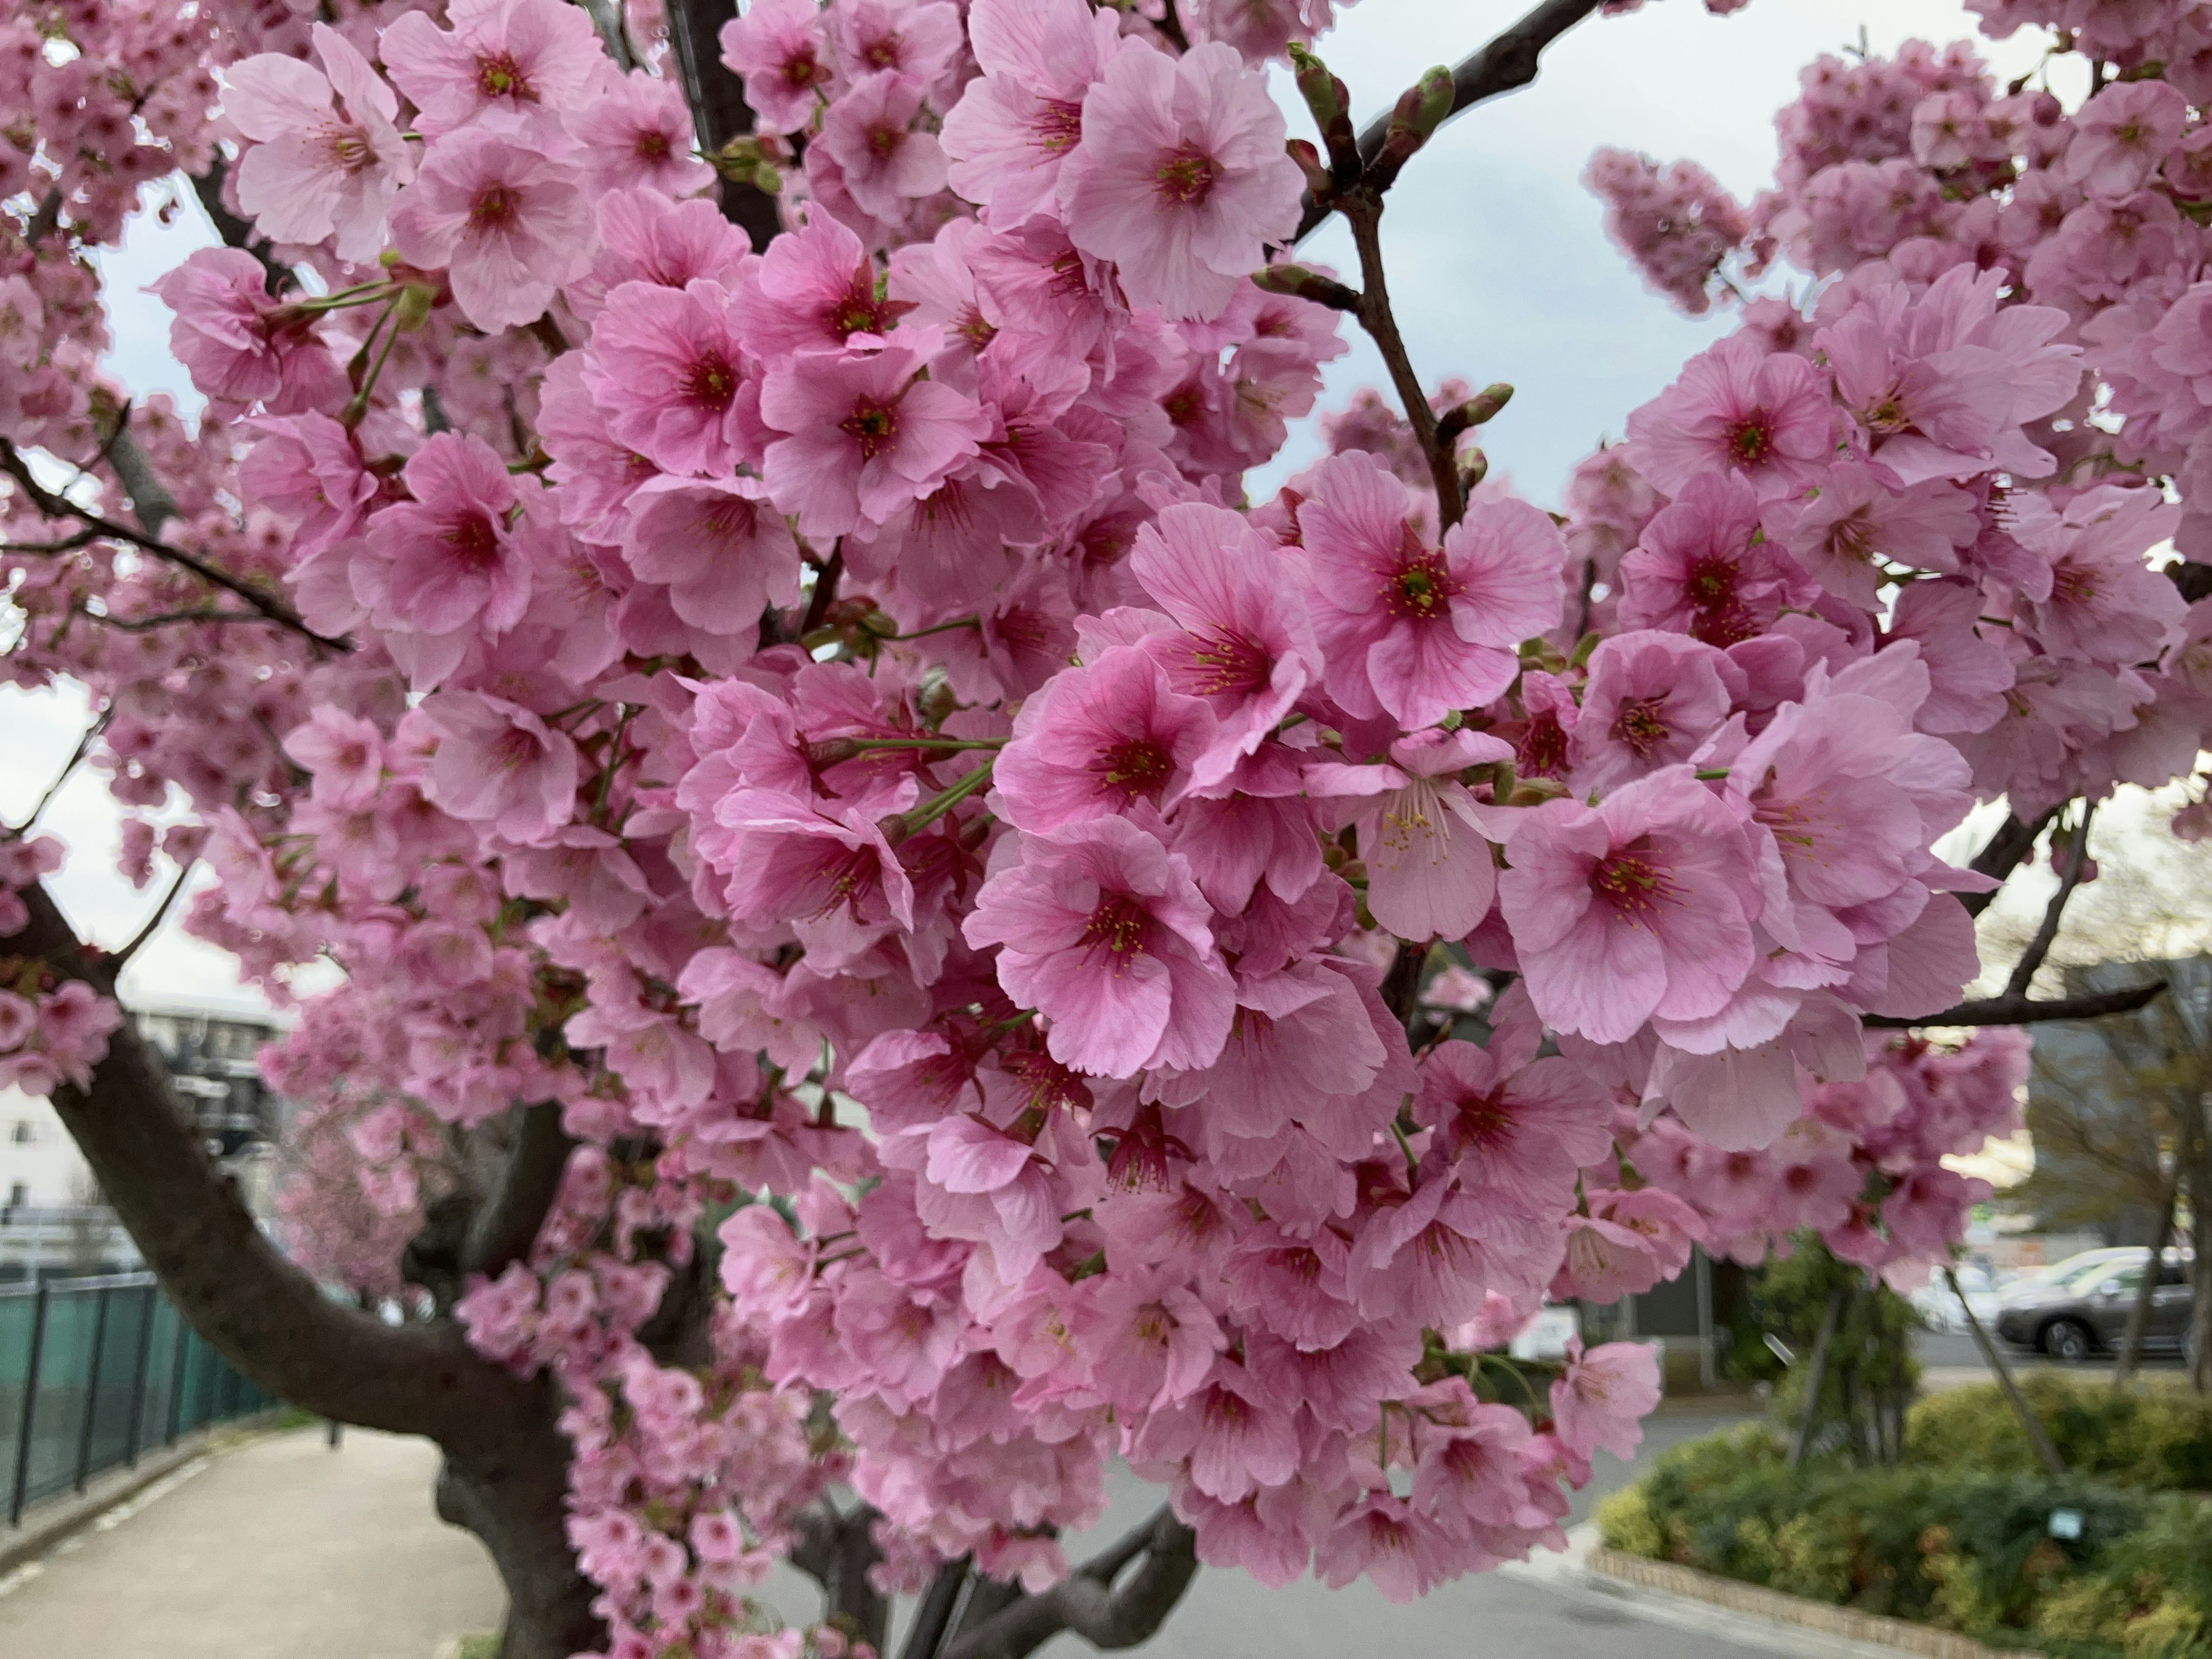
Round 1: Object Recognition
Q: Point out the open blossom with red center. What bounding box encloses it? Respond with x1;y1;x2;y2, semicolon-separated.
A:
1624;333;1836;500
716;0;836;134
963;817;1234;1078
379;0;607;135
388;130;592;331
1058;39;1302;321
361;431;535;643
993;645;1217;832
942;0;1130;225
1298;451;1566;729
1617;468;1812;647
1497;766;1761;1046
582;279;760;476
759;343;992;536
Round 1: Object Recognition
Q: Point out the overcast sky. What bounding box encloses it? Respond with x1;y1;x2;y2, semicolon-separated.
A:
7;0;2063;1013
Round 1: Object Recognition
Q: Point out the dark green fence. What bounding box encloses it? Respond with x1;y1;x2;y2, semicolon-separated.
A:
0;1274;270;1525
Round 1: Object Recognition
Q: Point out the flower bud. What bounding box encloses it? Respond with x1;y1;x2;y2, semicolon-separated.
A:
1249;263;1361;312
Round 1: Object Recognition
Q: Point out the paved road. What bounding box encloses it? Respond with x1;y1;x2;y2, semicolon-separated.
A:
0;1428;503;1658
0;1406;1871;1659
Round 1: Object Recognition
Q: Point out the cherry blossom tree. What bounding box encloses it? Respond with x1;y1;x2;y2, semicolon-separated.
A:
0;0;2199;1656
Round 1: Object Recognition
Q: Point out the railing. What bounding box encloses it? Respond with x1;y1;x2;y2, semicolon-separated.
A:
0;1274;271;1526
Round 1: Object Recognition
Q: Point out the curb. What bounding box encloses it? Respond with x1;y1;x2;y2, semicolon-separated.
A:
1585;1546;2041;1659
0;1411;281;1578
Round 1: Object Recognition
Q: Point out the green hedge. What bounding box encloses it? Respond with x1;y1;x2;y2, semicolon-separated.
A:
1599;1423;2212;1657
1906;1375;2212;1494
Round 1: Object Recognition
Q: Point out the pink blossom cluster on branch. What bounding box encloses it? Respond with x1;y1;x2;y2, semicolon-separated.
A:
9;0;2205;1652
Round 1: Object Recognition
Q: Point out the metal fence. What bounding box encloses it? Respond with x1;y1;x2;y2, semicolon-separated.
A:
0;1274;271;1525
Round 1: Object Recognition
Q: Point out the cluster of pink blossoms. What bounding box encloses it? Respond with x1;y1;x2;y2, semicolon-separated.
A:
15;0;2212;1653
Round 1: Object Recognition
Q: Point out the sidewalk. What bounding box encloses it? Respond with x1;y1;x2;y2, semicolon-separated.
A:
0;1426;505;1659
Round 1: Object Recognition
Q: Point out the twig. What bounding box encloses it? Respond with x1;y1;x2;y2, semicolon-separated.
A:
76;605;274;632
7;710;109;839
1343;199;1464;528
1786;1285;1846;1471
664;0;784;251
1863;982;2168;1029
1950;1267;2067;1478
112;859;195;968
1291;0;1605;244
801;546;845;637
0;438;346;650
100;419;179;537
2004;803;2093;999
1963;806;2060;918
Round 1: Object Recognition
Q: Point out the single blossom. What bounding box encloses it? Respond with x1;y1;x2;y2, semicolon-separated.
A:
994;646;1217;832
1496;766;1760;1046
941;0;1130;224
759;344;992;536
1058;40;1303;321
1299;452;1566;729
379;0;608;135
584;279;759;476
963;817;1236;1077
388;131;593;332
420;691;579;843
717;0;836;134
362;432;535;642
221;24;414;262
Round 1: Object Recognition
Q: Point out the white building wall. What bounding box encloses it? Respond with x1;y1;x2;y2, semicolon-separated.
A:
0;1086;94;1211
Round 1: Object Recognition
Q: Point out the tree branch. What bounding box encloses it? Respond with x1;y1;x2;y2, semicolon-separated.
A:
188;154;288;294
787;1501;890;1652
463;1100;577;1278
113;858;194;968
1963;806;2060;918
1342;199;1463;528
1865;981;2169;1029
6;879;536;1438
1291;0;1605;243
900;1559;970;1659
664;0;785;252
7;709;108;838
97;410;179;537
0;438;346;650
2004;803;2092;1000
938;1506;1198;1659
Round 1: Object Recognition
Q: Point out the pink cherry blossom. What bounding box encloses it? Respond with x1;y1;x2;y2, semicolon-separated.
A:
993;646;1216;832
421;691;579;843
963;817;1234;1078
717;0;836;134
942;0;1129;224
1059;40;1303;321
817;70;948;222
1497;766;1759;1044
759;344;991;537
389;131;593;332
1299;452;1565;729
584;280;759;476
1626;334;1836;499
379;0;607;137
221;24;412;262
1550;1340;1663;1461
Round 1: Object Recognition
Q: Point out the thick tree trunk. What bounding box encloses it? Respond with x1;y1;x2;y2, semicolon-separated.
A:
435;1390;603;1659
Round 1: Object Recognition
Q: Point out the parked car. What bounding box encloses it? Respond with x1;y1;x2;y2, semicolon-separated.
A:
1997;1247;2149;1308
1993;1252;2194;1361
1910;1264;2001;1332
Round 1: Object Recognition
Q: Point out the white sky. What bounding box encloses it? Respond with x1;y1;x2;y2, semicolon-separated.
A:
9;0;2066;1012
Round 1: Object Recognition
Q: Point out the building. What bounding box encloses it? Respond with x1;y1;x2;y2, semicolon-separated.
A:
0;1006;291;1280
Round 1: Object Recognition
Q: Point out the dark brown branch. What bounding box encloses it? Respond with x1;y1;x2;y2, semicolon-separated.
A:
7;879;536;1439
78;604;274;632
7;710;108;838
188;154;288;294
101;421;180;537
2004;804;2092;1000
0;438;346;650
1291;0;1605;243
801;546;846;636
1865;981;2169;1029
938;1506;1198;1659
24;187;63;249
788;1501;891;1652
1963;806;2060;918
901;1559;971;1659
113;859;194;968
1343;199;1463;528
463;1100;577;1278
664;0;785;252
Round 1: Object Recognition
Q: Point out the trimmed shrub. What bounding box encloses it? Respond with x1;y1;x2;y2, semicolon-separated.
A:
1906;1376;2212;1493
